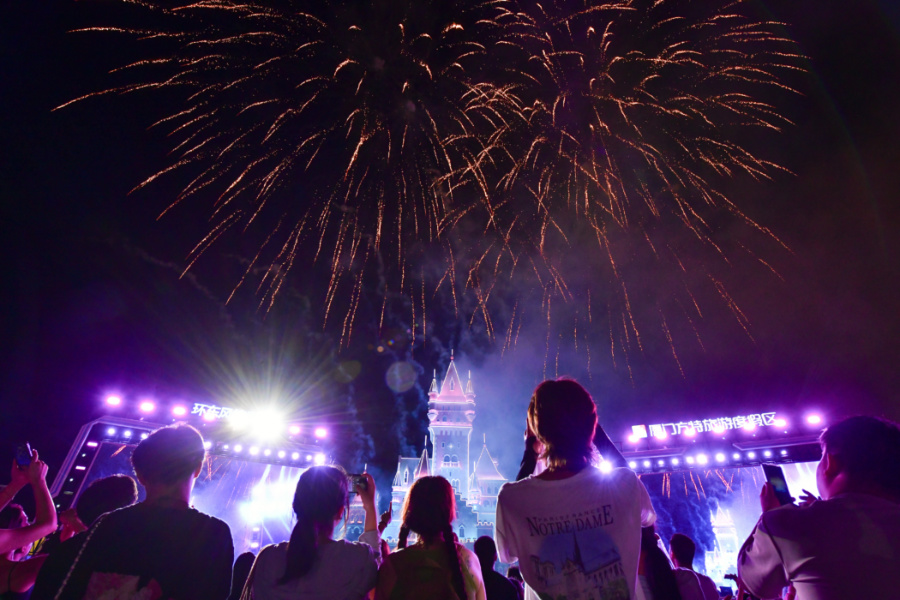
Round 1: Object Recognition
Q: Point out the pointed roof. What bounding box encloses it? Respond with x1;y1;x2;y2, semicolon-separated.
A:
437;356;468;401
473;445;506;481
414;447;431;479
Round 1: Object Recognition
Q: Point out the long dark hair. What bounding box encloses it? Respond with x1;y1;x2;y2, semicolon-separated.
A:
641;526;682;600
278;465;349;584
528;379;597;472
397;476;466;600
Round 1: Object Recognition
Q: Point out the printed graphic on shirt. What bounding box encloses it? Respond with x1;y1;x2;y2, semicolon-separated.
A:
526;505;630;600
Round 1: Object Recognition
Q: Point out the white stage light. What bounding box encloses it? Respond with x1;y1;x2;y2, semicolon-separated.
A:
715;453;726;463
314;453;326;465
599;461;613;473
696;454;709;465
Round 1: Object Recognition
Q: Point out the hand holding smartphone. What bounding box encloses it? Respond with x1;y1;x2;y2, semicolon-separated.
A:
15;443;32;468
762;463;794;506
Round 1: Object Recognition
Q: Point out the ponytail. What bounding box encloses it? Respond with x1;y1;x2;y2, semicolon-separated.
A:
443;523;467;600
397;524;410;549
278;465;348;584
277;513;317;584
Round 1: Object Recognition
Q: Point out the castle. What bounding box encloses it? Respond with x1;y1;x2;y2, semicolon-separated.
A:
376;356;509;543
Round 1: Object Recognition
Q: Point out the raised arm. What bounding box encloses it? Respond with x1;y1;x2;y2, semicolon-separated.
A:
0;451;58;554
0;460;28;512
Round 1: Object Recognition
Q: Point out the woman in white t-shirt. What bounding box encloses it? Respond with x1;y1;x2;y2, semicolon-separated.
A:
496;379;656;600
248;466;381;600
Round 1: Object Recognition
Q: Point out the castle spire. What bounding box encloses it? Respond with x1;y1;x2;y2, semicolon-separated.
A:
429;369;438;394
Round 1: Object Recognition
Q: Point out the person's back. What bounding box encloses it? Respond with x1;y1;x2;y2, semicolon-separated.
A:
668;533;718;600
381;542;483;600
376;476;485;600
250;536;379;600
249;467;380;600
473;536;518;600
740;492;900;599
738;415;900;600
496;379;655;600
33;424;233;600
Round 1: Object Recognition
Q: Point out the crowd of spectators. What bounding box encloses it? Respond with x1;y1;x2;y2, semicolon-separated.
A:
1;381;898;600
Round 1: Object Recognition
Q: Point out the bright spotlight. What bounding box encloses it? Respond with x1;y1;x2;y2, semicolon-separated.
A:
712;425;726;435
140;433;149;440
715;452;726;463
654;430;668;440
732;452;741;460
249;446;260;456
203;411;217;422
627;434;641;444
263;449;271;457
314;427;328;439
642;460;651;468
763;450;773;458
203;441;212;450
288;425;301;436
245;408;285;440
291;452;300;460
747;451;757;459
683;428;696;438
139;401;156;413
780;449;788;456
697;454;709;465
806;414;822;426
123;430;132;438
172;405;188;417
743;422;757;432
314;453;326;465
686;456;695;465
774;418;787;428
671;458;680;466
599;461;613;473
234;444;243;453
628;461;638;469
306;454;312;461
105;395;122;407
106;427;116;436
277;451;286;459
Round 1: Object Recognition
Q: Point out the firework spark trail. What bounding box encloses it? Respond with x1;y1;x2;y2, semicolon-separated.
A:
64;0;803;362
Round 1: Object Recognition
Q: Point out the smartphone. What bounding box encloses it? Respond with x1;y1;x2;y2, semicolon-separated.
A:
15;443;32;468
349;474;368;494
762;463;793;505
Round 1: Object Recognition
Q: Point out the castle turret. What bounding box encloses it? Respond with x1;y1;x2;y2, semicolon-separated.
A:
427;354;476;499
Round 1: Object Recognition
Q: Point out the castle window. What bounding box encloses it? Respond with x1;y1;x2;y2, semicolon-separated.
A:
451;455;458;464
443;455;451;464
403;469;409;485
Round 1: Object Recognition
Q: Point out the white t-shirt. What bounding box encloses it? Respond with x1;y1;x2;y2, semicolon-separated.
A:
250;530;381;600
738;492;900;600
495;467;656;600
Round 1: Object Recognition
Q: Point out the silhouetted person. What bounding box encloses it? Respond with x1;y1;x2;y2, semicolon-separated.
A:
738;415;900;599
473;537;518;600
669;533;718;600
32;424;233;600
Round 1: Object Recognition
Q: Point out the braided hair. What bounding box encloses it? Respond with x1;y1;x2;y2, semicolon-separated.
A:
278;465;349;584
400;476;467;600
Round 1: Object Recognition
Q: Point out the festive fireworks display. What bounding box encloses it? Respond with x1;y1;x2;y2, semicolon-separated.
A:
58;0;804;375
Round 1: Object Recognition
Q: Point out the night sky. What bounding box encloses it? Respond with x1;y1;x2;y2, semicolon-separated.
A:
1;0;899;501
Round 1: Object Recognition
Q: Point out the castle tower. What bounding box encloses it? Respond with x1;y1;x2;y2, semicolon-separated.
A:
427;354;476;500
